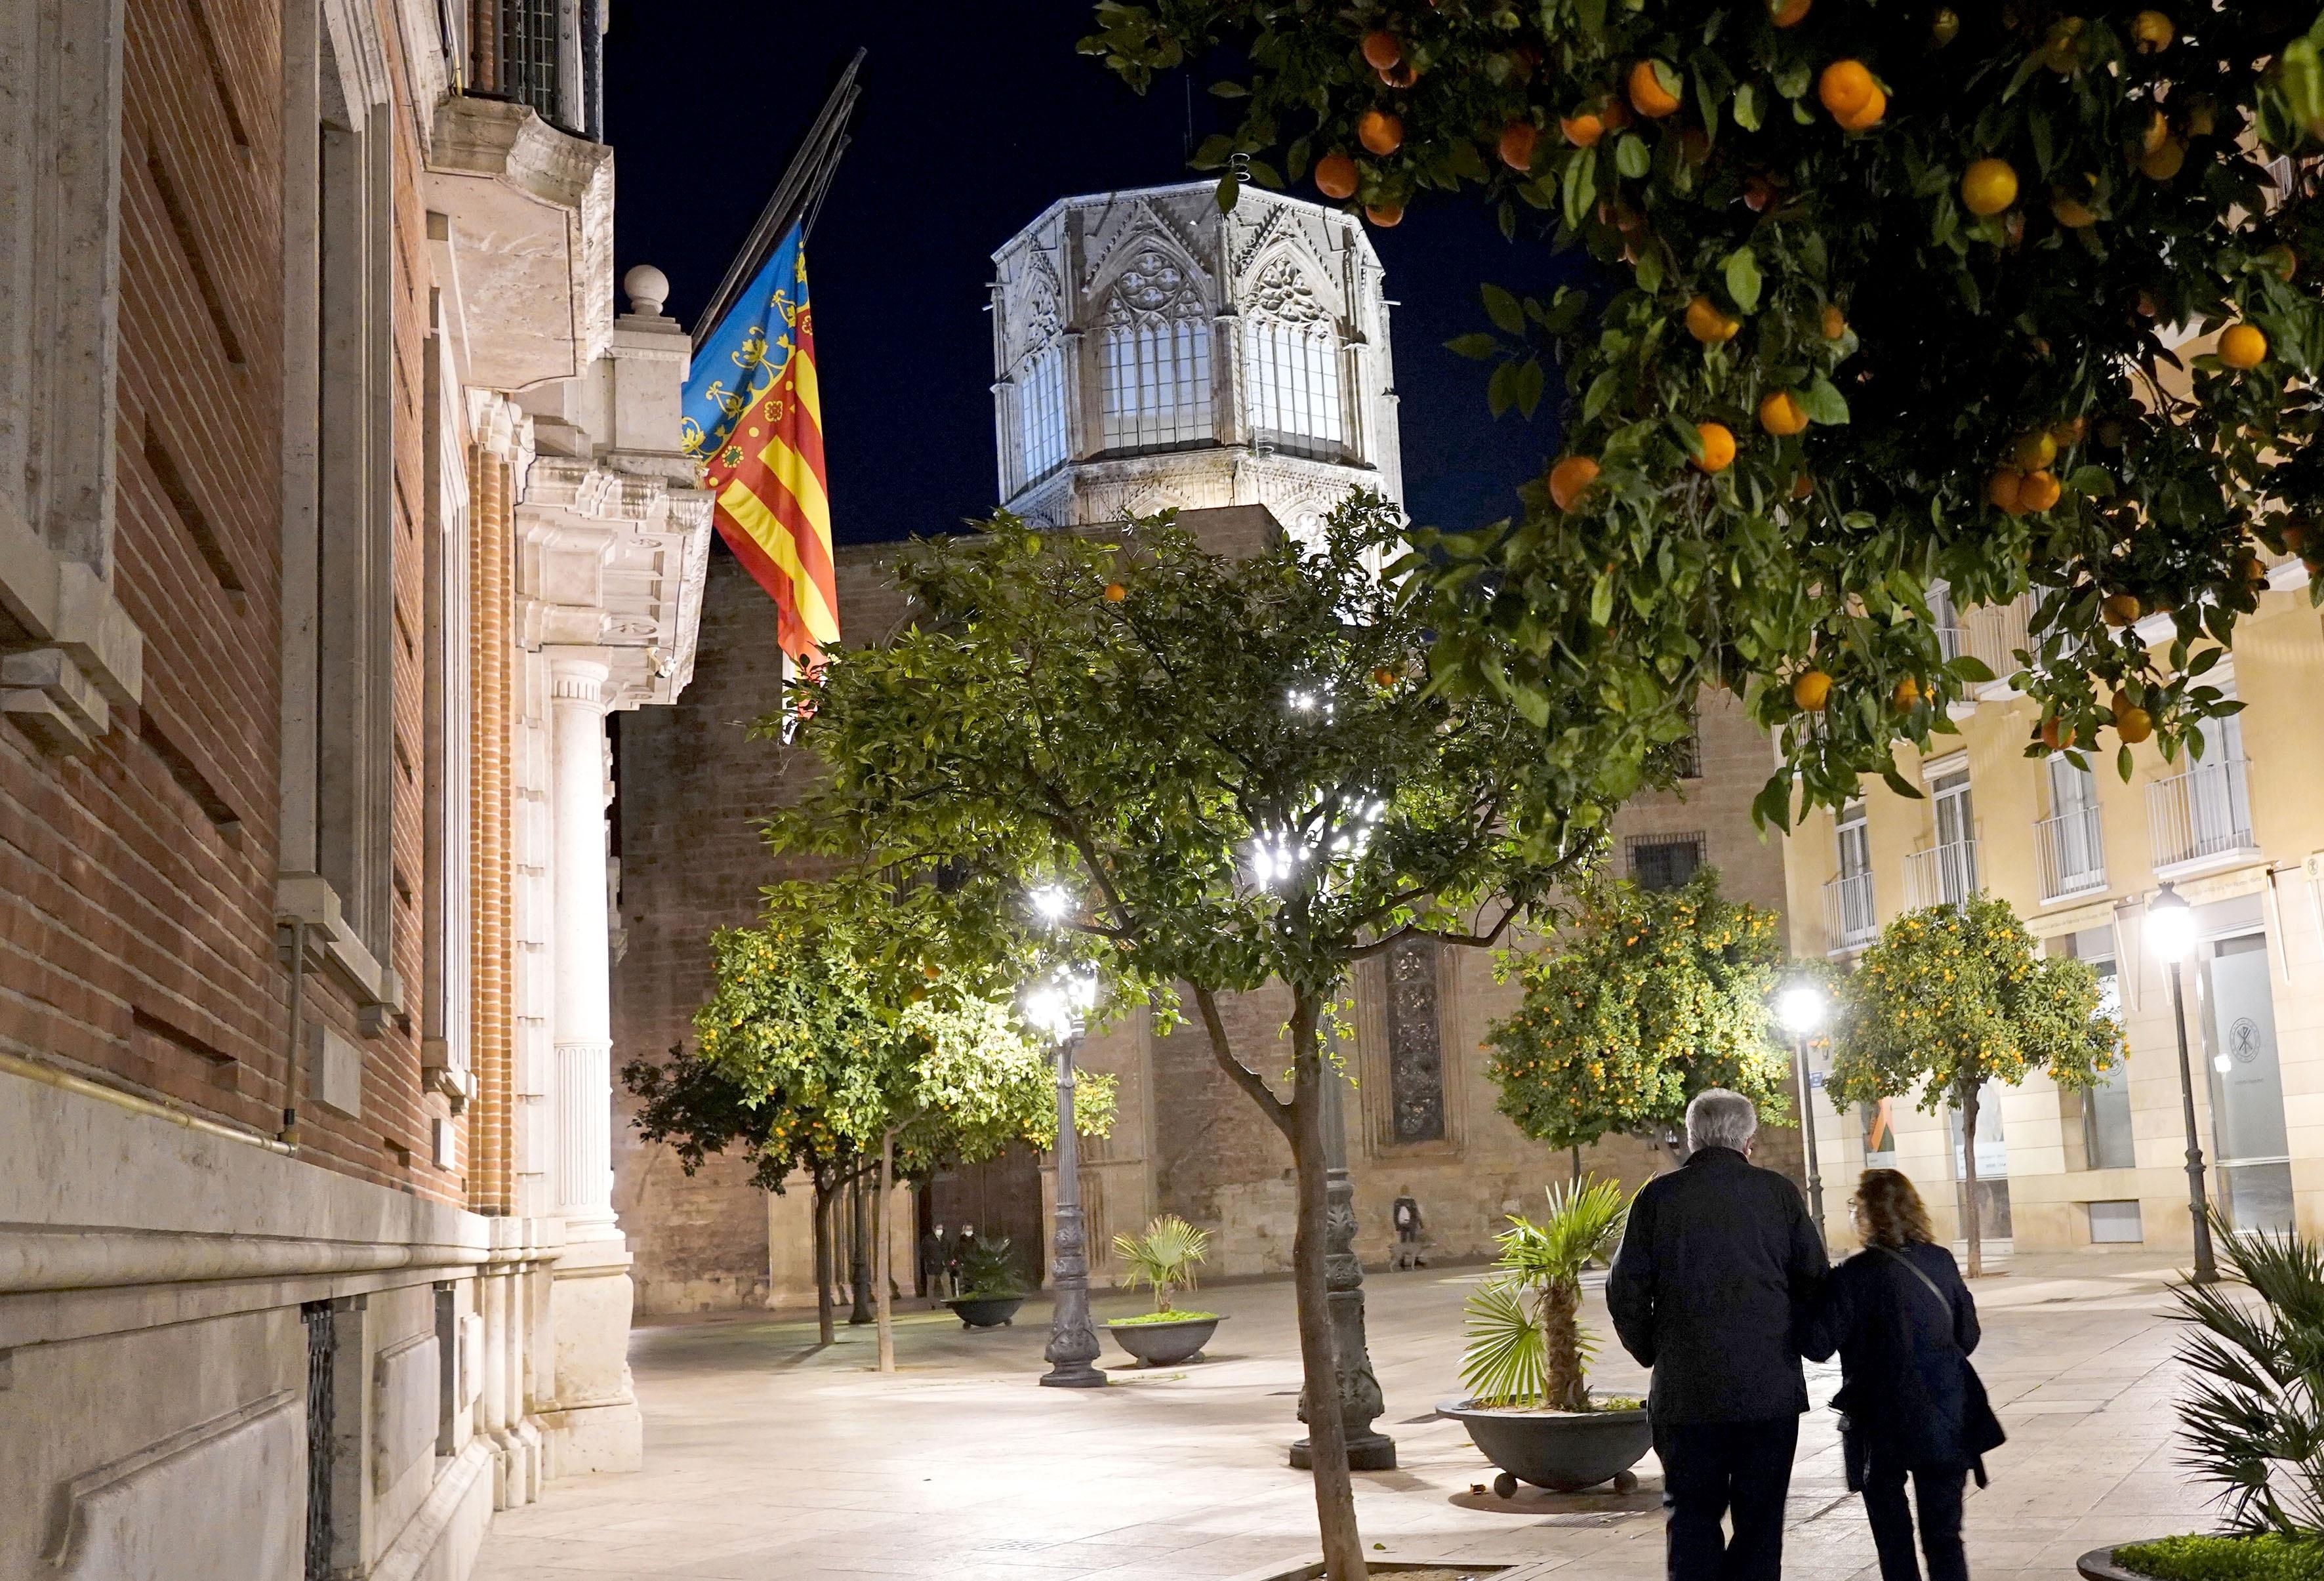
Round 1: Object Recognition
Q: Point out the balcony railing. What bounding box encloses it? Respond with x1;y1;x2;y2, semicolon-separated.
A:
1824;870;1878;953
2034;805;2108;901
1959;596;2033;682
1904;838;1981;911
1936;626;1967;664
2149;757;2256;872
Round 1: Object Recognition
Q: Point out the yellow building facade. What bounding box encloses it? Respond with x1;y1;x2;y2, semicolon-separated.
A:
1782;567;2324;1258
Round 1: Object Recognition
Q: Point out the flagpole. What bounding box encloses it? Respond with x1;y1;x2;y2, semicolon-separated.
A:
692;47;865;350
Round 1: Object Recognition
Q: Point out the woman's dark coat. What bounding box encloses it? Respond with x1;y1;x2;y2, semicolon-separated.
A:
1801;1241;2006;1473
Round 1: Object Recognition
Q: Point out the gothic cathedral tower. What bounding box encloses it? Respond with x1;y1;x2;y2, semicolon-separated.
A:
990;184;1403;537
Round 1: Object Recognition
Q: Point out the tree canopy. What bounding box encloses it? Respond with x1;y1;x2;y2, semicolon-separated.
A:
1085;3;2324;824
1485;867;1793;1153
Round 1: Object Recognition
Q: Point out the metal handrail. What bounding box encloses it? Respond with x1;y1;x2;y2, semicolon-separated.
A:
2149;756;2256;870
1904;838;1980;911
2034;805;2108;901
1824;870;1877;952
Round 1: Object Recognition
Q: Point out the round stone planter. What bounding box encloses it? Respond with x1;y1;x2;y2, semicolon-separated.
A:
2077;1540;2188;1581
944;1295;1025;1330
1439;1395;1654;1496
1107;1315;1225;1366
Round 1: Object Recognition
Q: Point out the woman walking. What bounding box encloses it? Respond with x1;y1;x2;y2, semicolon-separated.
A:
1804;1169;2005;1581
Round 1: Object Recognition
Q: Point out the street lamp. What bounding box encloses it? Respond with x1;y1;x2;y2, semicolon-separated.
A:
1777;981;1829;1235
2146;882;2219;1284
1023;961;1106;1387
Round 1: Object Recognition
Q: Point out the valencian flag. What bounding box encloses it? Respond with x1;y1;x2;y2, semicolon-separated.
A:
682;224;838;667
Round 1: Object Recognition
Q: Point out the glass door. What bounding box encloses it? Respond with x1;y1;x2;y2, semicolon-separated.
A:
2202;934;2292;1231
1931;770;1978;905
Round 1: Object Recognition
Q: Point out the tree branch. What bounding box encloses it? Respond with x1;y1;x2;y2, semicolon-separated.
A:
1193;985;1294;1141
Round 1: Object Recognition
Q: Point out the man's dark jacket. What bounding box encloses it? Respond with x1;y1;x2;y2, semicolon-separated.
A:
1606;1146;1829;1423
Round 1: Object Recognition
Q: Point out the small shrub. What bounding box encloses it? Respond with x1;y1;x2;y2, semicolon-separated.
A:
1459;1177;1628;1412
2114;1535;2324;1581
955;1236;1023;1298
1113;1214;1211;1315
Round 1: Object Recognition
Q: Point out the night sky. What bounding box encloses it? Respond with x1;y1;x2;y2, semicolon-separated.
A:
602;1;1578;546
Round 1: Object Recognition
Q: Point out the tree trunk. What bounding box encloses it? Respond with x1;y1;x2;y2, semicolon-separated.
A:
813;1172;836;1346
1570;1145;1582;1185
875;1129;897;1374
1290;999;1368;1581
1541;1279;1587;1412
1961;1078;1984;1278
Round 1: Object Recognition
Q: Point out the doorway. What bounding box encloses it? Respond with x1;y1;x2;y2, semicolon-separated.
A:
927;1143;1046;1288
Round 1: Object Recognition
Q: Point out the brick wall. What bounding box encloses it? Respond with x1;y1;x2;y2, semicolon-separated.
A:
0;0;459;1203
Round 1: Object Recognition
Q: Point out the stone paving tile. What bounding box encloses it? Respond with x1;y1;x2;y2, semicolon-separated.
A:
477;1252;2220;1579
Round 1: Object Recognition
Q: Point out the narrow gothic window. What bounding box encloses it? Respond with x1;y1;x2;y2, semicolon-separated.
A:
1386;935;1446;1144
1017;339;1067;486
1098;250;1213;453
1242;258;1345;457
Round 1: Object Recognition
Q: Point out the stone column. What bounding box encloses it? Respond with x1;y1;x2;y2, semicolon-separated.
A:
548;653;618;1242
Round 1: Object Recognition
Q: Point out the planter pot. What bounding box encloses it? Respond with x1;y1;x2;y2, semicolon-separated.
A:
2077;1540;2191;1581
1439;1396;1654;1497
945;1295;1024;1330
1107;1315;1225;1366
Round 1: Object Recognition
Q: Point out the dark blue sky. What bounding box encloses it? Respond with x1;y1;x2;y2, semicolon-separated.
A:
603;1;1575;544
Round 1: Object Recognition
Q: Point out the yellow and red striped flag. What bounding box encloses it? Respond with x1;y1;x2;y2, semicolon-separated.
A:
682;224;838;667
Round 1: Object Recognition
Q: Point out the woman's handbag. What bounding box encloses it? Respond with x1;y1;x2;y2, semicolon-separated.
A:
1875;1245;2007;1482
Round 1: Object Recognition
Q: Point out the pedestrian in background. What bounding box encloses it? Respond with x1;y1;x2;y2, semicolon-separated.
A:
1804;1168;2005;1581
1608;1088;1829;1581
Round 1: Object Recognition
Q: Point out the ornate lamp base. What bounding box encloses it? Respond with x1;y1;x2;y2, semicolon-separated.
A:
1288;1430;1398;1471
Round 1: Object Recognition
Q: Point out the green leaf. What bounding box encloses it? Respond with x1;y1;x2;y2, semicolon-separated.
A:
1734;83;1762;133
1946;654;1997;684
1447;333;1502;361
1724;249;1763;314
1208;80;1248;99
2068;465;2114;497
1214;173;1240;213
1799;375;1851;426
1615;134;1650;179
1589;570;1616;627
1482;283;1525;336
1881;764;1925;800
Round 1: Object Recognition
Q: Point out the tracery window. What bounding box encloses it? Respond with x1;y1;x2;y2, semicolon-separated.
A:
1385;934;1446;1144
1097;249;1213;453
1013;285;1068;489
1243;257;1345;457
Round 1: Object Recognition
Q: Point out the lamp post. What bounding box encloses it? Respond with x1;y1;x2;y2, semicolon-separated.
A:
1778;981;1829;1235
1025;961;1106;1387
2146;883;2219;1284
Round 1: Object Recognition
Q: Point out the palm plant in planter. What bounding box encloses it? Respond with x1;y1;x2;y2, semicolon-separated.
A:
1107;1214;1225;1366
1444;1178;1651;1498
947;1236;1027;1330
2086;1213;2324;1581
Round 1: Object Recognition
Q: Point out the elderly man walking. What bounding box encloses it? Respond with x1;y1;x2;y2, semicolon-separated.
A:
1608;1088;1829;1581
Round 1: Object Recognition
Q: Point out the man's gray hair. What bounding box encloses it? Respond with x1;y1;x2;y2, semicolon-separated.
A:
1686;1088;1759;1155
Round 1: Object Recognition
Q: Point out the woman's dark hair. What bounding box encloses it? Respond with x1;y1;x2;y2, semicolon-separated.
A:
1855;1168;1934;1248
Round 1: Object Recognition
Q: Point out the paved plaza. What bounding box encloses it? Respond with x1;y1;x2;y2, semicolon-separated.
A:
478;1250;2213;1581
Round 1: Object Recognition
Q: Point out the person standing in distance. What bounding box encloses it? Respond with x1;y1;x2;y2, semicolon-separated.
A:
1608;1088;1829;1581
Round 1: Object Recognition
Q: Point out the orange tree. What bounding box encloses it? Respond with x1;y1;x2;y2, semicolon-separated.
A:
1824;893;2120;1275
1085;2;2324;821
1486;867;1793;1163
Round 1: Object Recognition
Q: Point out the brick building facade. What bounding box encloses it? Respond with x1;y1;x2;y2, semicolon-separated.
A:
3;0;706;1575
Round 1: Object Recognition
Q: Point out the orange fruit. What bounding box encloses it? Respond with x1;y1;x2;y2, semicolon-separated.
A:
2050;416;2087;447
1499;121;1539;172
2051;194;2099;228
1744;176;1777;212
1313;152;1358;200
1987;470;2026;515
1759;391;1809;436
1961;158;2018;216
1103;583;1127;603
2011;432;2057;471
1358;110;1404;156
2131;9;2174;51
1561;112;1604;148
1364;201;1404;228
2018;470;2062;512
2218;323;2268;369
1837;85;1887;131
2281;522;2310;555
2040;716;2077;752
1791;471;1816;500
2101;592;2143;626
1931;7;1960;43
1629;60;1682;119
1772;0;1812;24
1685;295;1742;343
1893;676;1923;709
2262;245;2298;282
1821;304;1848;340
1377;60;1419;88
1549;455;1601;512
1361;30;1402;70
1693;422;1738;474
1599;95;1633;132
2235;548;2269;585
1372;667;1398;688
1818;60;1876;118
1793;669;1833;711
2140;140;2185;180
